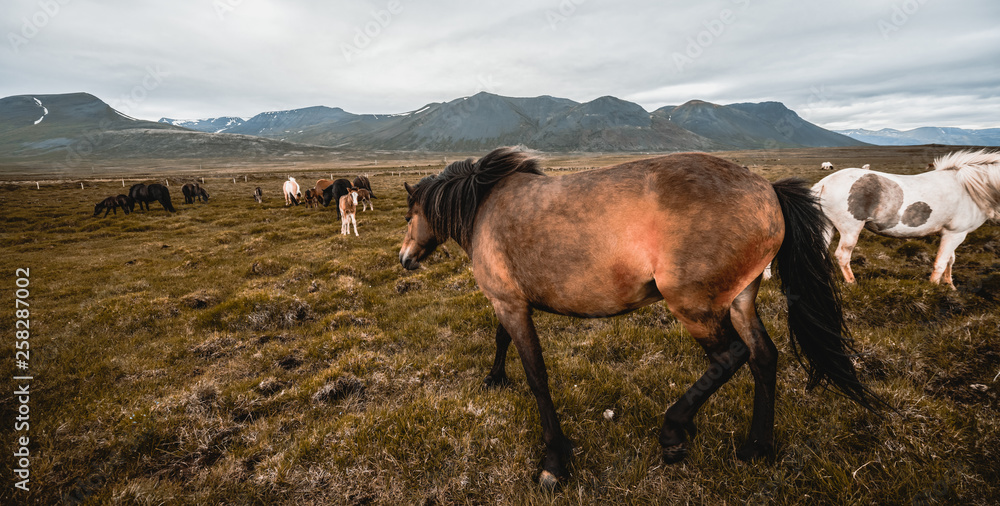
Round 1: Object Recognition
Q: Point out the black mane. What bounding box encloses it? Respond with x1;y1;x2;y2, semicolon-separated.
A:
411;147;545;247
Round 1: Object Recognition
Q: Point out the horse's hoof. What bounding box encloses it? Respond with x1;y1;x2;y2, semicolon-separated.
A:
662;443;687;464
736;441;773;462
538;470;561;490
483;374;510;389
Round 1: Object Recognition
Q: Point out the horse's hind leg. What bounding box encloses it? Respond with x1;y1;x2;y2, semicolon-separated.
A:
729;277;777;460
484;324;512;388
659;306;749;463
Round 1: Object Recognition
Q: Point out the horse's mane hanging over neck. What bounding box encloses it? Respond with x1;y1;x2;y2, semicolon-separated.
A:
934;149;1000;219
411;147;545;247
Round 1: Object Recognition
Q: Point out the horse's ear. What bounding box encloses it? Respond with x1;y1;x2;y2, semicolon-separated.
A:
404;182;415;195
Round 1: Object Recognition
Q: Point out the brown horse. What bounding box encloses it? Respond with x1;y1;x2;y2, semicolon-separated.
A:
304;188;321;208
353;175;376;199
399;147;881;487
357;188;373;211
339;188;359;235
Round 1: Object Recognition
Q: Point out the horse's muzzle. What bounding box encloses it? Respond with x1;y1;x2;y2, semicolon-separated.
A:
399;252;420;270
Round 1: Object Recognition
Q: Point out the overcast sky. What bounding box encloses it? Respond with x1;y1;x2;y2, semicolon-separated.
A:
3;0;999;130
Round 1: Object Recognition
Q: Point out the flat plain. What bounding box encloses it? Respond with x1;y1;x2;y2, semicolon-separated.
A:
1;146;998;504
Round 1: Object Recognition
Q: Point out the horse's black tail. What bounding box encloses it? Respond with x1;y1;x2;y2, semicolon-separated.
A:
771;178;884;412
161;188;176;213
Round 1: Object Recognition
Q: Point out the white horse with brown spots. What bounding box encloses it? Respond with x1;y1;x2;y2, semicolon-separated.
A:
339;188;359;236
812;150;1000;288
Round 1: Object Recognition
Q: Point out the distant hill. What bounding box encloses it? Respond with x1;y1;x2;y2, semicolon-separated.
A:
836;127;1000;146
657;100;866;149
0;93;341;163
1;92;181;157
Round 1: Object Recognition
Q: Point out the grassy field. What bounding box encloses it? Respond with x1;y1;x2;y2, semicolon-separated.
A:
1;147;998;504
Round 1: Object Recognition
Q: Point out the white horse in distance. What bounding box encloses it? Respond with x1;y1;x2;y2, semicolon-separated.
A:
283;177;300;206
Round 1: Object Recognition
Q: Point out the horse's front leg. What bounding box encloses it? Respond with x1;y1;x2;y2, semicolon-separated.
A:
483;324;512;388
834;223;864;284
493;304;572;488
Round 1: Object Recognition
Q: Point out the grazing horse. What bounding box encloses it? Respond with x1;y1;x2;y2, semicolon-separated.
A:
304;188;321;208
254;187;263;204
93;196;118;217
399;147;880;487
283;177;300;206
813;149;1000;288
128;183;147;211
129;183;176;212
339;189;359;235
182;183;206;204
320;178;354;212
115;194;132;215
357;188;373;211
353;175;376;199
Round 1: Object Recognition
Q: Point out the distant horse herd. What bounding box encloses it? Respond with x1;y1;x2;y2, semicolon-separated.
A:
91;175;378;236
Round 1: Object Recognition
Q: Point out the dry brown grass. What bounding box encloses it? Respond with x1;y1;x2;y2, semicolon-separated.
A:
1;146;998;504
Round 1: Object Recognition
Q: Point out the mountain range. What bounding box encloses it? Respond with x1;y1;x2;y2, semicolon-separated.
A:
14;91;978;165
835;127;1000;146
155;92;866;153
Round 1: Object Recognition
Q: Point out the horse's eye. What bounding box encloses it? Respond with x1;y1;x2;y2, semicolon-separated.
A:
405;216;412;223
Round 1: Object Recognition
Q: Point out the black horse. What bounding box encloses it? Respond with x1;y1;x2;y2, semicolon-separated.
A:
93;196;118;217
129;183;176;212
322;178;355;216
353;175;376;199
182;183;210;204
128;183;147;211
115;194;133;215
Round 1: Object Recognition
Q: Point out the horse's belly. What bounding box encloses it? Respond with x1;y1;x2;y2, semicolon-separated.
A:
529;277;664;318
870;222;943;238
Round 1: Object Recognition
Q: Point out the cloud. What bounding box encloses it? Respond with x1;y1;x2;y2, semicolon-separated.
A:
1;0;997;129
